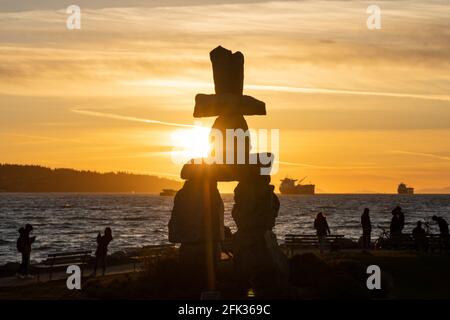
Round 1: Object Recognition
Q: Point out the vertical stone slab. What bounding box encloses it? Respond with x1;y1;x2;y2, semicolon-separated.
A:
168;179;224;291
231;179;289;298
210;46;244;95
210;114;250;165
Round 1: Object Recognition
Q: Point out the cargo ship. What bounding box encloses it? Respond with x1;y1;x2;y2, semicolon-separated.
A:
279;177;315;195
160;189;177;196
397;183;414;195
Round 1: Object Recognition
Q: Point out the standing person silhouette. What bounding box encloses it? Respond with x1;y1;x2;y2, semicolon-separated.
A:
390;206;405;248
314;212;330;254
16;224;36;278
432;215;449;250
397;207;405;233
412;221;428;251
93;227;113;276
390;206;402;231
361;208;372;249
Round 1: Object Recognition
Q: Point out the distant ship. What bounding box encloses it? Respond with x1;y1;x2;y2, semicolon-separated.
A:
398;183;414;195
279;177;315;195
160;189;177;196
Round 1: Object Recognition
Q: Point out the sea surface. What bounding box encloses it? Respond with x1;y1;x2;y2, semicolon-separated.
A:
1;193;449;263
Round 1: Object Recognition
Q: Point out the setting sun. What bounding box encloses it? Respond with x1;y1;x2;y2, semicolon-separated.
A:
170;125;211;164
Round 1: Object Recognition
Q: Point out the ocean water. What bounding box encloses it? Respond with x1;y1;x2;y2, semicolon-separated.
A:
1;193;449;263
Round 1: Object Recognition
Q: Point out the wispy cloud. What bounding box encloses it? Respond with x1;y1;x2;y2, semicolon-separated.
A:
127;79;450;102
0;132;82;143
277;160;384;170
71;108;198;128
388;150;450;161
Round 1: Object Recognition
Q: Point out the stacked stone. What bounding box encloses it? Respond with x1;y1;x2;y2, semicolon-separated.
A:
168;46;287;296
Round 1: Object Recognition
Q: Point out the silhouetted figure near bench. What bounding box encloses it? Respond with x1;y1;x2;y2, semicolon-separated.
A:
94;227;113;276
16;224;36;278
314;212;330;254
361;208;372;249
398;207;405;233
432;215;449;251
390;206;405;247
412;221;428;252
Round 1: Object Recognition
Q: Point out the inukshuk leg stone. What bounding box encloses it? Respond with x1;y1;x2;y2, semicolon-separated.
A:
169;179;224;291
168;46;287;296
232;176;289;297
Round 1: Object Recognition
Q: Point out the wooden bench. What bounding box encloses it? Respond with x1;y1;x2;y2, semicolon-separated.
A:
34;250;91;281
284;234;345;255
130;244;177;272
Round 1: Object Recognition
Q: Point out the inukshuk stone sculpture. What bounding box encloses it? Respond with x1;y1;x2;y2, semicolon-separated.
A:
169;46;288;297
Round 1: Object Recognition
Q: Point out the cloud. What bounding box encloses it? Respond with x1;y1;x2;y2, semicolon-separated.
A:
127;78;450;102
388;150;450;161
277;160;384;170
0;0;281;12
71;109;198;128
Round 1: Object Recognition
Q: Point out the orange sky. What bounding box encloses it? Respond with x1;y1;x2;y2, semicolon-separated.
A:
0;0;449;193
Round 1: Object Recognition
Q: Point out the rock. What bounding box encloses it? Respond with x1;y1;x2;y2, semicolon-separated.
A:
289;254;370;299
289;253;333;287
211;114;250;165
168;179;224;243
178;242;221;291
210;46;244;94
169;46;286;297
180;154;274;181
0;262;20;277
194;94;266;117
231;181;287;298
232;181;279;230
233;230;289;298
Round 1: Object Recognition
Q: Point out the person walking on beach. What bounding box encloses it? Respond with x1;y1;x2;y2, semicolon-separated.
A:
389;207;403;248
93;227;113;276
361;208;372;249
314;212;330;254
432;215;449;250
16;224;36;278
412;221;428;252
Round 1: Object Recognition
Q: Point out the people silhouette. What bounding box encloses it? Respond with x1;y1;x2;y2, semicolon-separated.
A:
397;207;405;233
93;227;113;276
412;221;428;251
16;224;36;278
432;215;449;250
361;208;372;249
314;212;330;254
390;206;405;248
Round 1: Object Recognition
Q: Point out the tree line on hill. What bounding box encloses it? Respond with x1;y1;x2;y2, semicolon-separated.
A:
0;164;181;193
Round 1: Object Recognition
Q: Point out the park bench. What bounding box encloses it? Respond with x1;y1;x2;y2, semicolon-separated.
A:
130;244;177;272
34;250;91;281
284;234;345;255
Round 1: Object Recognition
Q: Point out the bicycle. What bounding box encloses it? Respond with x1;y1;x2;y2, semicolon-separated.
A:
374;225;392;250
